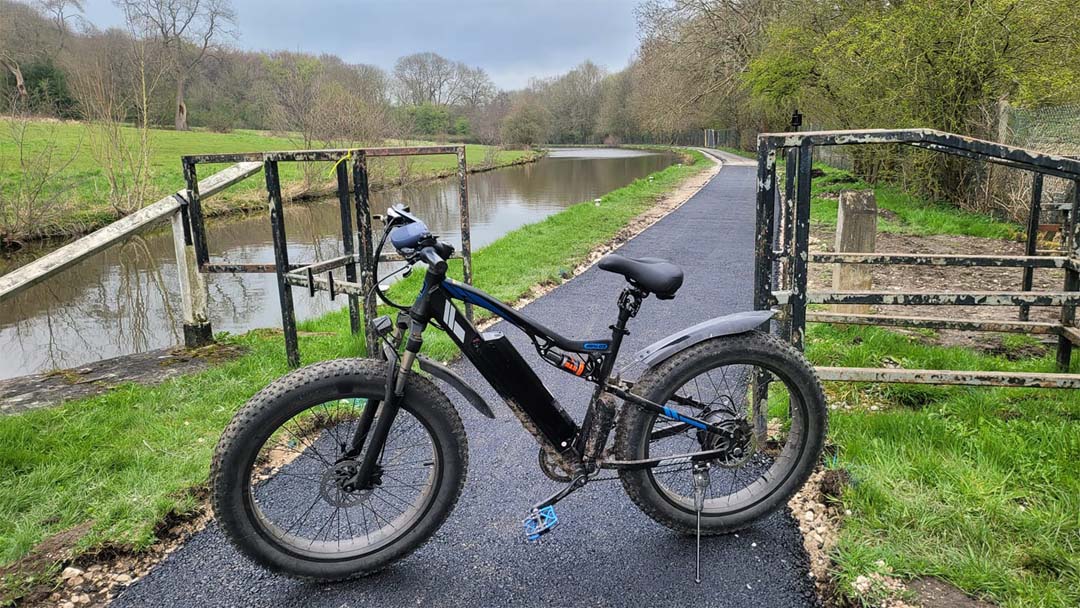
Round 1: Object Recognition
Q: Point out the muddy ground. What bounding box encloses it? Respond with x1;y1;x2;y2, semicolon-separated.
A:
808;224;1067;357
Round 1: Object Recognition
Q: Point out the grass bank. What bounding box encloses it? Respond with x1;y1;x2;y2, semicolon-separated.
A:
810;323;1079;608
802;166;1076;607
0;149;709;599
809;164;1019;239
0;119;538;239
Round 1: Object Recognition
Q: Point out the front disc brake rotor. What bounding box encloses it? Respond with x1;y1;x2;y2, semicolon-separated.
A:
319;459;380;507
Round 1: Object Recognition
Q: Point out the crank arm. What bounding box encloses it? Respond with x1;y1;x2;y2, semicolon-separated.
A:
531;475;588;511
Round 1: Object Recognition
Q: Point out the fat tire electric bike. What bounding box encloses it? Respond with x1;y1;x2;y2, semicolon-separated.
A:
210;204;827;582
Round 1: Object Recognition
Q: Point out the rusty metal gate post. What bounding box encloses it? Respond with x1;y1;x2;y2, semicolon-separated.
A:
265;160;300;367
1020;173;1044;321
457;146;474;321
1058;181;1080;370
351;152;379;356
336;160;362;336
752;137;779;445
790;142;814;351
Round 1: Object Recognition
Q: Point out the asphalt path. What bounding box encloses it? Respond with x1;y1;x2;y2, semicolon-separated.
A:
114;150;819;608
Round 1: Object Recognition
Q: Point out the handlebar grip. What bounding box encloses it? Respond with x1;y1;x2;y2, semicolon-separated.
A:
419;246;447;274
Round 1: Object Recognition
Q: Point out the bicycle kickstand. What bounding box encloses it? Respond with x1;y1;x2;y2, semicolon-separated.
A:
692;462;710;584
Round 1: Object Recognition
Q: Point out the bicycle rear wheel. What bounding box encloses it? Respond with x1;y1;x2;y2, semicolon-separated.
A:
614;331;826;534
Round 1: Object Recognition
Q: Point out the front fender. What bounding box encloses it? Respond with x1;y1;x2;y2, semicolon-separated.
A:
630;310;775;367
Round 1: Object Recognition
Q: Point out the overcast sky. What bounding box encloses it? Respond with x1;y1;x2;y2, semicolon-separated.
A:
81;0;644;90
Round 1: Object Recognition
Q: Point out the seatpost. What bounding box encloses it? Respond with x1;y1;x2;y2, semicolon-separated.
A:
599;286;644;381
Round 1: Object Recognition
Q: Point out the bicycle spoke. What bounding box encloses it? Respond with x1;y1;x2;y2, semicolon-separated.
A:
247;398;437;556
646;359;800;511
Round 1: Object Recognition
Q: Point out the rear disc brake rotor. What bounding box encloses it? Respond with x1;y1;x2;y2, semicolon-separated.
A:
697;413;755;468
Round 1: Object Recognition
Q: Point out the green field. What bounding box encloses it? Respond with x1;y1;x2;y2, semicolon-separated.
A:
801;167;1076;607
0;149;709;601
808;164;1020;239
0;119;537;238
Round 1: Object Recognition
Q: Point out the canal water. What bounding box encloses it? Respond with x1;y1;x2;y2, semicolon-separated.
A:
0;148;677;380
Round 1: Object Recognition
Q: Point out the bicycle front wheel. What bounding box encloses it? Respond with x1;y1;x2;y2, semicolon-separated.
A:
210;358;468;581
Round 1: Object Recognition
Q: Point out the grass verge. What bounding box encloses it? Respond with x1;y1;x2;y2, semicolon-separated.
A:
803;163;1074;607
809;322;1079;607
809;164;1019;239
0;119;537;238
0;148;709;599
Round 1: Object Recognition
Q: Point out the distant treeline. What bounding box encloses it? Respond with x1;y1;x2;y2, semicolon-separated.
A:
4;0;1079;159
0;0;696;147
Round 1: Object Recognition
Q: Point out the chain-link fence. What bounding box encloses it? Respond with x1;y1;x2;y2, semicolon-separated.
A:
1006;104;1080;157
998;104;1080;221
616;130;707;147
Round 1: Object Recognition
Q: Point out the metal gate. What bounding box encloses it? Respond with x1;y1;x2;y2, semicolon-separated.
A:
179;145;474;367
753;129;1080;388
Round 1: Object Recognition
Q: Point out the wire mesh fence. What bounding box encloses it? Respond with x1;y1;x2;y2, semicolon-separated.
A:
959;103;1080;226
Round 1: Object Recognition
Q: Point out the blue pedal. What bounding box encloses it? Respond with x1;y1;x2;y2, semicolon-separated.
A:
523;505;558;541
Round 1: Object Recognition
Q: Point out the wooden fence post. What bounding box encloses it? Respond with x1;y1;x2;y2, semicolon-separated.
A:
171;210;213;347
832;190;877;314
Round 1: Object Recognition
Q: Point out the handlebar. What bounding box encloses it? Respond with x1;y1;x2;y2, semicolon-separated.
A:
418;246;447;274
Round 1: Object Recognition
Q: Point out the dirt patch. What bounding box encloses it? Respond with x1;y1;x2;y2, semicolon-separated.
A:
0;523;93;603
0;343;246;416
907;577;997;608
788;468;845;598
809;225;1065;355
11;496;213;608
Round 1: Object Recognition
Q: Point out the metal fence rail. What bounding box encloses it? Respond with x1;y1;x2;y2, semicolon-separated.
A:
754;128;1080;387
181;145;474;367
0;161;263;348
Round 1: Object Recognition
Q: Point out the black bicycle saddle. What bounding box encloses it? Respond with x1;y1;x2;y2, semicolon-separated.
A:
598;254;684;299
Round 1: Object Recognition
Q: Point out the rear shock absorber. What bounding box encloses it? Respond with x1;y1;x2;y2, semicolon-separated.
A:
542;350;594;378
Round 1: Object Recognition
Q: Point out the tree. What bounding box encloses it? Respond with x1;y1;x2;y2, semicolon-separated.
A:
263;52;324;148
597;70;634;143
72;22;166;214
393;52;459;106
400;102;451;135
633;0;785;142
0;0;83;105
392;51;494;110
500;96;550;146
747;0;1080;198
471;91;512;145
531;61;606;143
456;64;495;108
115;0;235;131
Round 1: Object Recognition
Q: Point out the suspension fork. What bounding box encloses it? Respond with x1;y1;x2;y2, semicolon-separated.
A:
343;315;418;491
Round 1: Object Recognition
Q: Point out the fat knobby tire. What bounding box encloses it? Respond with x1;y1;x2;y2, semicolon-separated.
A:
614;331;827;535
210;358;468;581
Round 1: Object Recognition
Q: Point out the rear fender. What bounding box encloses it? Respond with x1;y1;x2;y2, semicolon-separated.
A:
630;310;775;367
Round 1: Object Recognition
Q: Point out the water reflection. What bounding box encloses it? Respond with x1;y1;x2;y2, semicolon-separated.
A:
0;148;675;379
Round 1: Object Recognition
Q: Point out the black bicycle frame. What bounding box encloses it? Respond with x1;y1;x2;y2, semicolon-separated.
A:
347;259;735;490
